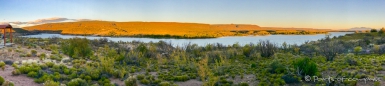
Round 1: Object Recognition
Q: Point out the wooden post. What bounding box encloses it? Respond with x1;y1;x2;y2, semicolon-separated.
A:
9;28;12;43
3;28;5;46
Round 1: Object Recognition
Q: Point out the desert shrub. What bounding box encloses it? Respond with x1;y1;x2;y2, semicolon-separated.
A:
152;79;162;85
39;53;46;60
11;63;17;69
319;40;345;61
7;48;12;52
379;45;385;55
11;69;21;76
61;38;93;59
281;74;299;84
0;76;4;85
18;66;31;74
31;50;37;57
345;54;358;66
3;60;13;65
238;82;249;86
268;60;285;74
136;43;148;53
273;78;286;85
43;80;60;86
26;53;32;57
19;54;26;57
45;62;54;68
67;78;88;86
242;45;252;57
174;75;189;81
27;71;38;78
293;57;318;76
140;79;150;85
354;46;362;55
1;81;14;86
159;81;170;86
124;76;137;86
256;40;277;58
0;61;5;70
136;74;145;80
97;78;111;86
250;63;257;68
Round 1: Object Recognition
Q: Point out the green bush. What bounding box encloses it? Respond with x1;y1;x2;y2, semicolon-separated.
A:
257;40;277;58
1;81;14;86
354;46;362;55
39;53;46;60
11;69;21;76
136;74;145;80
140;79;150;85
374;81;380;86
0;61;5;70
268;60;285;74
31;50;37;56
11;63;17;69
26;53;32;57
27;71;38;78
281;74;299;84
345;55;358;66
153;79;162;85
238;82;249;86
45;62;54;68
250;63;257;68
61;38;93;59
67;78;88;86
43;80;60;86
124;76;137;86
159;81;171;86
293;57;318;76
174;75;189;81
0;76;4;85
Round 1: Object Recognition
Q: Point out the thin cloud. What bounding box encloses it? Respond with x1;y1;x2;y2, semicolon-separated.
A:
7;17;101;27
27;17;69;24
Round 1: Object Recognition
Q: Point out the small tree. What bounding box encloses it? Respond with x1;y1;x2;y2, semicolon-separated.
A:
293;57;318;76
257;40;277;58
379;28;385;34
61;38;92;59
370;29;378;33
354;46;362;55
319;41;344;61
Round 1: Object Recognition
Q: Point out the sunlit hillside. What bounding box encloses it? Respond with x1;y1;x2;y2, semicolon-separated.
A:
22;21;329;38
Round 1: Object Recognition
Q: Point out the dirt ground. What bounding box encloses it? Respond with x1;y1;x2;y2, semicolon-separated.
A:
0;44;59;86
0;65;41;86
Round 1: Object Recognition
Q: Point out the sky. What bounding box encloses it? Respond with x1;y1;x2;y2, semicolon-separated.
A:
0;0;384;29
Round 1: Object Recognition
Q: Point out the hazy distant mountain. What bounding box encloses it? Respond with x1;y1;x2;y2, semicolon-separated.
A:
347;27;375;31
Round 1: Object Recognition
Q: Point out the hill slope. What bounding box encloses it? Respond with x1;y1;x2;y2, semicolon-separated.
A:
22;21;328;38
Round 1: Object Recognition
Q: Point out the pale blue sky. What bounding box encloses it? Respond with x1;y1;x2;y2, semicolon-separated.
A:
0;0;384;29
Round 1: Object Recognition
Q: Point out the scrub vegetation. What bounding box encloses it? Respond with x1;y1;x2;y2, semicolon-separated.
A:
1;29;385;86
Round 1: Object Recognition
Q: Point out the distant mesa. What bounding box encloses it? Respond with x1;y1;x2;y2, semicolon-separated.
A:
347;27;374;31
21;21;329;38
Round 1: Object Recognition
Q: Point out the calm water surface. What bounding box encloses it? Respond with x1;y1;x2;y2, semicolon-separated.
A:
23;32;353;46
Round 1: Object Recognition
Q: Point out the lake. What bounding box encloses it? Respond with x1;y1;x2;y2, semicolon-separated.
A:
23;32;354;46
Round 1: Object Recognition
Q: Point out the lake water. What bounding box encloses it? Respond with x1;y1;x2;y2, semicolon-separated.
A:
23;32;354;46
